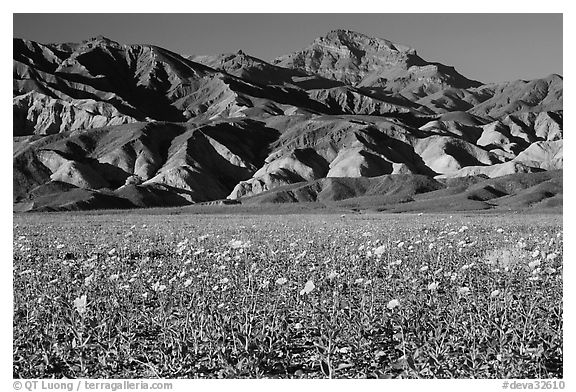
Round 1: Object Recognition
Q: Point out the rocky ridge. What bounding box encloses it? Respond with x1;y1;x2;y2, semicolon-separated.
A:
13;30;563;212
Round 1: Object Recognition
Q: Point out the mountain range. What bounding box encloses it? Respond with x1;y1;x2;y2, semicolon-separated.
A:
13;29;563;212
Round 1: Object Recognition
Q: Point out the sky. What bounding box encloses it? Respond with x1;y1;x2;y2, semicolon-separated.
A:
13;13;563;84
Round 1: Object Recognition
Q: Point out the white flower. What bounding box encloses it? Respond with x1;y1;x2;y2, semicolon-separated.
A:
427;282;439;291
327;271;338;280
73;295;87;315
387;299;400;310
354;278;364;284
531;249;540;258
528;260;541;269
109;274;119;281
374;245;386;257
219;277;230;285
299;280;315;295
228;239;242;249
276;277;288;285
229;239;250;249
183;279;192;288
546;253;558;261
259;280;270;289
397;241;405;248
490;289;501;298
496;228;504;233
84;274;94;286
457;287;470;296
419;265;429;272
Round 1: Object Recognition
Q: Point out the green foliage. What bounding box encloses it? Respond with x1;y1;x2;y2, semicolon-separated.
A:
13;213;562;378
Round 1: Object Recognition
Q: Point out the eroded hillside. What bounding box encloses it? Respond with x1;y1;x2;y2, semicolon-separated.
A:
13;30;562;212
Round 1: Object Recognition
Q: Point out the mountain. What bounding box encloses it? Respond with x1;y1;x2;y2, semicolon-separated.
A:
188;50;344;90
273;29;482;98
13;31;563;212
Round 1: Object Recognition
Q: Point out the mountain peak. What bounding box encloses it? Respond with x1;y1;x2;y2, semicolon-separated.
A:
546;73;563;81
82;35;122;48
316;29;415;54
324;29;365;40
274;29;484;91
273;29;421;85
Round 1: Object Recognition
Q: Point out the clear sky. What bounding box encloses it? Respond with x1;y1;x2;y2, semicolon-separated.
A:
13;13;562;83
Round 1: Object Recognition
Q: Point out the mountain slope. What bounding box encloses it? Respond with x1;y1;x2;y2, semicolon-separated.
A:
13;31;562;212
189;50;344;89
274;29;482;99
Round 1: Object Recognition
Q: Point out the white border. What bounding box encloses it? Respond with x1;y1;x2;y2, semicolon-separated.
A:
4;3;572;391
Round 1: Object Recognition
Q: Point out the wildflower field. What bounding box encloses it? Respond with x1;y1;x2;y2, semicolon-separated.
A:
13;212;563;379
